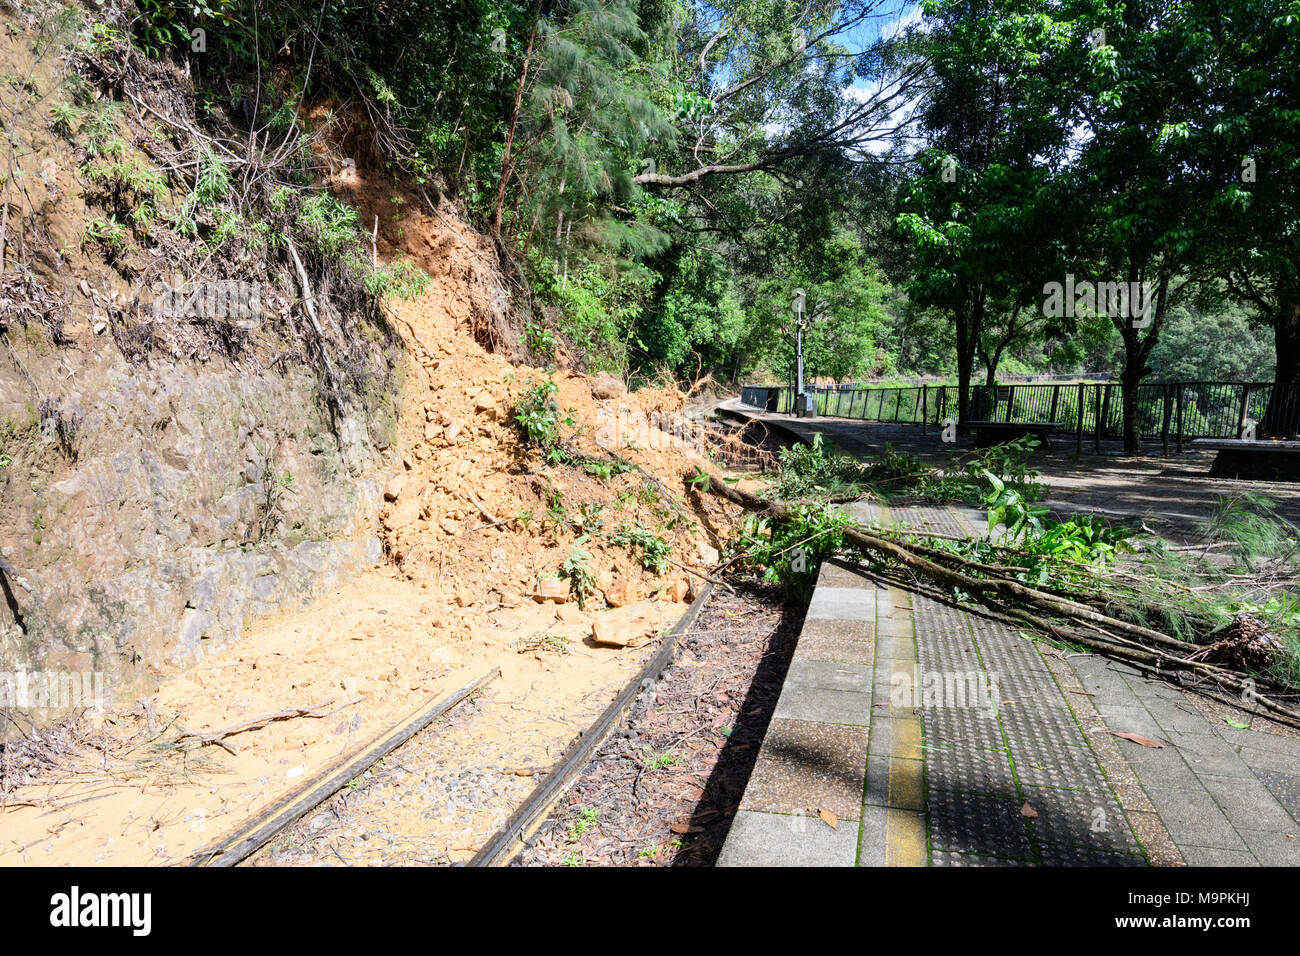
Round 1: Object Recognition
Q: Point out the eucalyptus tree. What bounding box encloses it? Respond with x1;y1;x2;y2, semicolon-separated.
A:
635;0;927;189
1186;0;1300;437
895;0;1081;425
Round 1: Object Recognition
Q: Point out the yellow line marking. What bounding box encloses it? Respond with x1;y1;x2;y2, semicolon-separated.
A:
884;808;927;866
887;755;925;811
893;717;924;760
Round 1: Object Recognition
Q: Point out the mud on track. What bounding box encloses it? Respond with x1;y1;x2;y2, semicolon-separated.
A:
512;576;805;867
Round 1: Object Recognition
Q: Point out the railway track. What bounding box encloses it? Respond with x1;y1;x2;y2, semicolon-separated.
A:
184;585;716;867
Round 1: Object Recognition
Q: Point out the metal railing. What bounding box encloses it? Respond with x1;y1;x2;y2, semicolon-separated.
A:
739;381;1289;445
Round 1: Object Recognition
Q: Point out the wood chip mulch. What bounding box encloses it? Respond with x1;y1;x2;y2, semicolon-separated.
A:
512;576;804;866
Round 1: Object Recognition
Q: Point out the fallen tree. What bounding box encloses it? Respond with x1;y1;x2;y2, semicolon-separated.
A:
692;468;1300;728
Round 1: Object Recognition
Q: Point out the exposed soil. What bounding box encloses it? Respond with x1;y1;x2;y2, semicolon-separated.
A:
244;630;662;866
512;576;804;867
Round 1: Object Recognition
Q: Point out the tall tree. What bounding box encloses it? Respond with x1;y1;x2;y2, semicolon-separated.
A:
1068;0;1218;452
896;0;1079;425
1188;0;1300;437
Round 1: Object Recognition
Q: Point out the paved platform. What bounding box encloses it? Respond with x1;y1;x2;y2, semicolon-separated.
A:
717;497;1300;867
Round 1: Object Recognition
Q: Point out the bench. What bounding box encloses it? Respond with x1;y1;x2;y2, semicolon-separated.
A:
1190;439;1300;482
967;421;1063;449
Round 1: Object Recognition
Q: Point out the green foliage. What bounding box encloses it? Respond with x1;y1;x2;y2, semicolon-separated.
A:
81;215;129;253
567;805;600;842
558;538;596;609
177;156;232;226
524;321;558;364
298;193;361;260
80;131;167;237
980;470;1048;544
79;22;124;56
513;376;574;463
727;503;854;599
365;259;431;300
529;256;654;375
768;433;872;500
581;457;634;483
611;522;671;575
1026;516;1133;566
638;748;680;770
134;0;239;57
1205;495;1298;570
49;101;79;139
924;436;1044;505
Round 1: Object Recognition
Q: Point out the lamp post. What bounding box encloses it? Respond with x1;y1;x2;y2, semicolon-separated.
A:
793;288;806;396
792;289;817;418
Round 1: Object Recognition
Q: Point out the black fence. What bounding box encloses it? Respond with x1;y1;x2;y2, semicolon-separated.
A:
739;381;1286;445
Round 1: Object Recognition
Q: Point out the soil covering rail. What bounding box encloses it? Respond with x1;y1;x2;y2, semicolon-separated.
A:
185;668;501;867
470;582;716;866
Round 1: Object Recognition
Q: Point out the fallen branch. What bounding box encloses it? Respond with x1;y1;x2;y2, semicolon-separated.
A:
662;554;731;590
174;697;363;753
694;469;1300;727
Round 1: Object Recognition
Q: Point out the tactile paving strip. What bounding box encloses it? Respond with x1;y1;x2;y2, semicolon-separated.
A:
1036;844;1146;866
874;514;1143;865
1008;740;1111;792
932;851;1033;867
927;743;1018;798
1025;786;1138;853
999;700;1091;750
924;705;1006;751
915;636;982;674
927;791;1034;860
890;504;969;538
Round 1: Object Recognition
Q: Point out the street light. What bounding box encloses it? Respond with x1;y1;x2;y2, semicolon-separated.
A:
793;288;806;392
792;289;817;418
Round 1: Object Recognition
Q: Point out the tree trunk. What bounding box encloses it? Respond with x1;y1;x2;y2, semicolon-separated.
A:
1119;362;1142;454
954;292;983;429
955;314;973;427
491;0;543;240
1113;258;1171;454
1263;300;1300;438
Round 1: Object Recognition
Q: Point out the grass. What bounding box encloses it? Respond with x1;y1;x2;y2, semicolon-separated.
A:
515;629;570;656
566;805;599;842
638;748;680;770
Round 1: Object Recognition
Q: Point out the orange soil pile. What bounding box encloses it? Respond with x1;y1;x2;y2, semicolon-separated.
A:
380;285;732;636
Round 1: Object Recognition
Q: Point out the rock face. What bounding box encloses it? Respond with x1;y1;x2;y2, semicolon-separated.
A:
0;322;400;712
